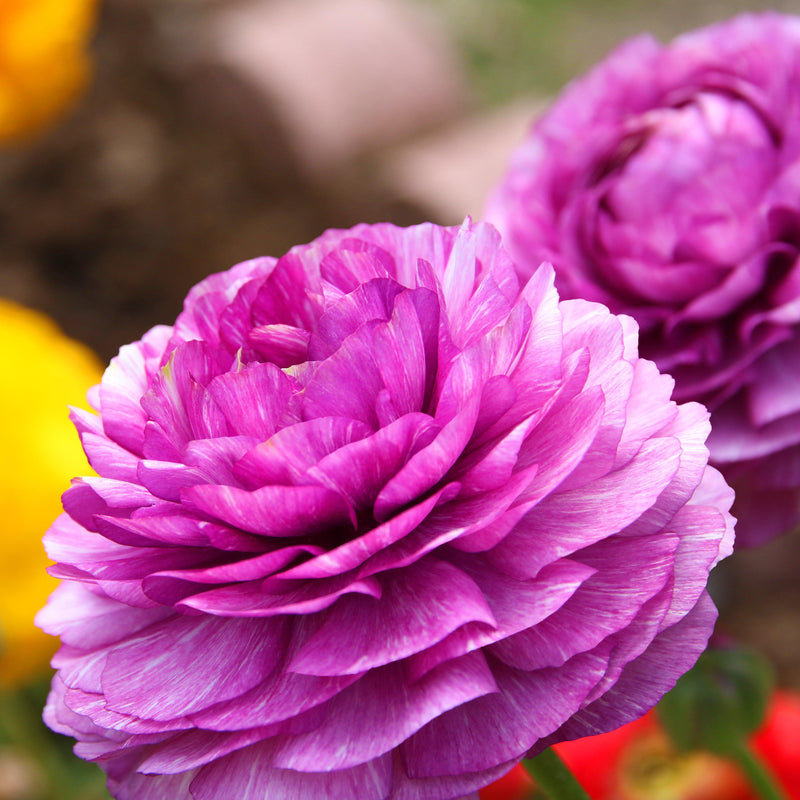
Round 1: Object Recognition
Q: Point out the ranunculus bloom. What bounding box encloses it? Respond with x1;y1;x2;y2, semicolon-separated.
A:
0;0;98;143
38;221;734;799
487;13;800;546
0;298;101;688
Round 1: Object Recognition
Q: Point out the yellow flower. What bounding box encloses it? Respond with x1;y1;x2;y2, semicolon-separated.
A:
0;0;99;143
0;298;102;687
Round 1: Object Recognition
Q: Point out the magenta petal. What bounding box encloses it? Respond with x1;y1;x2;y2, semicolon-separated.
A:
306;413;438;510
275;485;451;581
709;393;800;462
36;582;170;650
94;512;261;551
300;324;391;428
206;362;296;441
147;544;324;587
309;278;404;360
136;460;206;503
275;652;498;771
64;687;190;735
455;415;536;496
191;746;393;800
369;291;432;417
184;436;259;484
173;257;272;347
319;240;398;291
111;771;198;800
234;416;372;487
248;323;311;367
488;534;678;671
513;387;606;504
404;650;609;776
435;302;531;424
137;727;275;775
391;761;516;800
99;326;173;456
140;340;227;450
746;338;800;426
374;397;480;520
190;671;362;731
249;249;323;331
102;616;287;720
62;477;156;530
549;592;718;745
405;558;592;682
493;436;682;577
79;431;140;482
177;574;382;617
289;560;496;676
184;483;355;536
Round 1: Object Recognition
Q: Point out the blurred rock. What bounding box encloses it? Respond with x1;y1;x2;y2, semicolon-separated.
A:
190;0;469;177
718;529;800;690
0;748;43;800
377;98;542;225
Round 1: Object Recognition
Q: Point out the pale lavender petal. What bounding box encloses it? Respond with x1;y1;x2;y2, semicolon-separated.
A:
102;616;287;719
403;651;610;776
190;669;362;731
112;771;198;800
191;746;393;800
274;652;498;771
99;326;173;456
490;436;682;577
488;535;678;671
289;560;496;675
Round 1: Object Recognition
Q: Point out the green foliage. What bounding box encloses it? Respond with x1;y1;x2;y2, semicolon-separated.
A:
0;682;110;800
657;646;773;756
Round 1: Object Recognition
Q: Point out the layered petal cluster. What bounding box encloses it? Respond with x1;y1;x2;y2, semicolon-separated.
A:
487;13;800;545
39;221;734;800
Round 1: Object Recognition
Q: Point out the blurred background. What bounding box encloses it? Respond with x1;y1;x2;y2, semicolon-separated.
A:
2;0;800;797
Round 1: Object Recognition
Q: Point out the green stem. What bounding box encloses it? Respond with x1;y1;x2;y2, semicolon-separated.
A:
522;747;592;800
730;740;789;800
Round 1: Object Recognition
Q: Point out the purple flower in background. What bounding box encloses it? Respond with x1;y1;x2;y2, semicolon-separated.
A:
39;220;733;800
487;13;800;546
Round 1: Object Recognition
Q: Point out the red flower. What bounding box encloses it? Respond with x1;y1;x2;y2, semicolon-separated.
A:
479;691;800;800
751;691;800;799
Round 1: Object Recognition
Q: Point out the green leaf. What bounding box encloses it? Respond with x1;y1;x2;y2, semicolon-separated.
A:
656;645;773;756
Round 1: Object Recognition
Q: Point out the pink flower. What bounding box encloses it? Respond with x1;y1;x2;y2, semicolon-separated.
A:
488;13;800;546
39;221;734;799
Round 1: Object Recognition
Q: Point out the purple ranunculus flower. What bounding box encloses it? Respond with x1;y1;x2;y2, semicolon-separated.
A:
487;13;800;547
38;220;734;800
